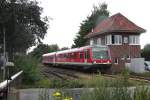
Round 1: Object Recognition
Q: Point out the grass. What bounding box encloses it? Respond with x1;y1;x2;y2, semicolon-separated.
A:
79;69;150;100
36;74;150;100
78;74;147;88
20;72;148;89
80;84;150;100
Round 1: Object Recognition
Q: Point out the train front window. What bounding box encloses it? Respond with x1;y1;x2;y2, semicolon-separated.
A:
92;47;109;59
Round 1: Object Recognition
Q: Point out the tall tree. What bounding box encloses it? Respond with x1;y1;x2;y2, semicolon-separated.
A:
141;44;150;61
30;44;59;59
0;0;48;59
72;3;109;48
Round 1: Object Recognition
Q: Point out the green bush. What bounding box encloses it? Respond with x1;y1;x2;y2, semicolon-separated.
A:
14;55;41;84
36;78;51;88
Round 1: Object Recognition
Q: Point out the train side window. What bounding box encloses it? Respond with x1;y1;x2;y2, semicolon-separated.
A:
80;52;83;59
63;54;65;58
67;53;70;58
84;50;90;59
66;54;69;58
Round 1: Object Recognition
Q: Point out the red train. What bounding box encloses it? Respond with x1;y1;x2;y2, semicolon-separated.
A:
42;45;112;70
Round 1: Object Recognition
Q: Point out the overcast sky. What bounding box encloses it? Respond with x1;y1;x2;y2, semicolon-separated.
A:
38;0;150;49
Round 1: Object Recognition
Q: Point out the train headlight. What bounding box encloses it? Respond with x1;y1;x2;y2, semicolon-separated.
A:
107;60;110;63
93;61;96;64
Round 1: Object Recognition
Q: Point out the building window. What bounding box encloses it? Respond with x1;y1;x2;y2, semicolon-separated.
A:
123;37;128;43
90;39;94;45
93;38;97;44
90;38;97;45
129;35;140;45
114;35;122;44
114;58;119;64
97;38;101;45
105;35;111;45
105;35;122;45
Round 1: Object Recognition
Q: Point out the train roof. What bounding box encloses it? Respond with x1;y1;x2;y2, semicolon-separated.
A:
42;52;56;57
58;45;94;54
42;45;107;57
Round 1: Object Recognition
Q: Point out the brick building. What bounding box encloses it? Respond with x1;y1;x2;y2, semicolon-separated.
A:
85;13;146;72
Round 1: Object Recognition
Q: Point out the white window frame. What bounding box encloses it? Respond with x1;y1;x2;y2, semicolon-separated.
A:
105;35;111;45
90;39;94;45
129;35;140;45
114;35;122;45
105;35;122;45
93;38;97;45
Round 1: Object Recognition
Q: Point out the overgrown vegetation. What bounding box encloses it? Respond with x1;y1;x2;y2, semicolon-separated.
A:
78;74;142;88
80;85;150;100
38;89;74;100
37;73;150;100
80;70;150;100
141;44;150;61
14;55;41;85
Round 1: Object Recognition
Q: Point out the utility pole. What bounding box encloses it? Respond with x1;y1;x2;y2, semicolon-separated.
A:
3;26;6;81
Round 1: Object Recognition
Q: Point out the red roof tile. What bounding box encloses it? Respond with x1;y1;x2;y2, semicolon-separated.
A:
85;13;146;38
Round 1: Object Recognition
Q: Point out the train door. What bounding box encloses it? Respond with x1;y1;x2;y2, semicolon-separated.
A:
84;49;90;63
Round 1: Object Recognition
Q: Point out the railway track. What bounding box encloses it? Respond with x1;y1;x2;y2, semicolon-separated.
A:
44;70;67;80
130;75;150;83
42;65;150;84
102;74;150;83
42;66;86;80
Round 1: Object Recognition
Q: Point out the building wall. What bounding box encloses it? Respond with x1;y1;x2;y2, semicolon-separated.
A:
88;32;141;72
108;44;141;72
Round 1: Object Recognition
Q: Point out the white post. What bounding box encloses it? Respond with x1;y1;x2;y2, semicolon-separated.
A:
0;71;23;90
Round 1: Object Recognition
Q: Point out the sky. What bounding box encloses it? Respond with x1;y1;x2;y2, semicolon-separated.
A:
38;0;150;49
